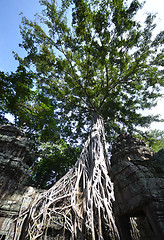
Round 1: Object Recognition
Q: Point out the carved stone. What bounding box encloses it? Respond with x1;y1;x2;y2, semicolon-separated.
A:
111;134;164;240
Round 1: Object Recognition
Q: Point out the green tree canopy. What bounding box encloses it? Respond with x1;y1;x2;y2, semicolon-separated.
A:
141;129;164;152
0;65;59;143
14;0;164;144
0;65;34;124
31;139;80;188
1;0;164;187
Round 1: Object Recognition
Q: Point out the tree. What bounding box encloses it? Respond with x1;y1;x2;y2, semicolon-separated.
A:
0;65;78;187
14;0;164;144
2;0;163;185
0;65;34;124
138;129;164;152
8;115;120;240
5;0;164;239
31;139;80;188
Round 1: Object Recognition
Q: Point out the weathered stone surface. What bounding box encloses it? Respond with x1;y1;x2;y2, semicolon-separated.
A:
111;134;164;240
0;125;39;239
0;125;56;239
0;125;35;198
0;186;40;238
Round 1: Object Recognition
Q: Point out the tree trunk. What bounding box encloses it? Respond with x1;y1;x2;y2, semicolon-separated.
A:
7;114;120;240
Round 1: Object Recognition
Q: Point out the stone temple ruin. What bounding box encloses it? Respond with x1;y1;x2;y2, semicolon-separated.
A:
111;134;164;239
0;125;164;239
0;125;40;238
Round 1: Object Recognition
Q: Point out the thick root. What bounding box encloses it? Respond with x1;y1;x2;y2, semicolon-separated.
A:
7;115;119;240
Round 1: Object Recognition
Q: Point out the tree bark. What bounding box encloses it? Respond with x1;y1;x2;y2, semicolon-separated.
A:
7;114;120;240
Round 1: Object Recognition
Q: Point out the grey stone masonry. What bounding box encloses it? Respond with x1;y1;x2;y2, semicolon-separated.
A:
111;134;164;240
0;125;36;238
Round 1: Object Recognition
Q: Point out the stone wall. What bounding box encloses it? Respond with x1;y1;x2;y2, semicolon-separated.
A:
111;134;164;240
0;125;34;198
0;125;39;239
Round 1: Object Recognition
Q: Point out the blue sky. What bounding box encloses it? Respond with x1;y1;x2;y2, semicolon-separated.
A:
0;0;164;130
0;0;42;72
0;0;163;72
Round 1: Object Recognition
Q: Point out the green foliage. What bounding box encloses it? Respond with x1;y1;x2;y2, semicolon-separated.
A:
31;140;81;188
17;91;59;142
1;0;164;187
15;0;164;142
0;65;34;123
138;130;164;152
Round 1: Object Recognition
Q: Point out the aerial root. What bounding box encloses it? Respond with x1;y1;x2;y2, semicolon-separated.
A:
7;116;120;240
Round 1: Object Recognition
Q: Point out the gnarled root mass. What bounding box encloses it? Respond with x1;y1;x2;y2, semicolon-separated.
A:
7;115;120;240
